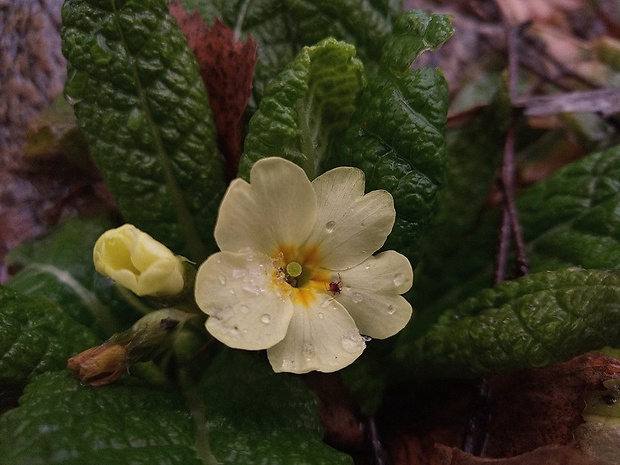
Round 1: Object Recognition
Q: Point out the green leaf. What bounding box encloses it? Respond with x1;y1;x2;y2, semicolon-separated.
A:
0;352;352;464
179;0;402;102
521;147;620;272
0;371;202;465
197;350;353;464
5;217;140;338
394;268;620;378
324;10;453;267
402;92;511;340
0;288;96;386
62;0;226;262
406;144;620;338
238;38;365;179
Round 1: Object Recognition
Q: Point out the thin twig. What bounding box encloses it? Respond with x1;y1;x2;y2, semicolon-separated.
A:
494;206;512;284
522;33;601;90
499;123;530;279
494;26;530;283
461;379;491;455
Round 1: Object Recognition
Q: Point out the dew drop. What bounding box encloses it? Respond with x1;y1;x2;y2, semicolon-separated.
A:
320;298;333;308
325;220;336;233
318;312;324;320
260;313;271;324
281;358;295;371
302;341;315;360
229;288;236;295
229;327;240;338
341;331;365;353
127;108;144;131
351;292;363;303
386;304;395;315
232;269;246;279
393;273;405;287
218;275;227;285
216;307;233;321
239;305;249;314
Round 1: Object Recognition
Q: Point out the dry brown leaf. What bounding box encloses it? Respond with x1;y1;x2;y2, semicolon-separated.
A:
436;444;604;465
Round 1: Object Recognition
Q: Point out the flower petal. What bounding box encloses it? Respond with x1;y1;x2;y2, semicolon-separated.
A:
334;250;413;339
250;157;317;246
195;251;294;350
307;167;395;269
216;158;317;254
267;296;365;373
214;178;279;254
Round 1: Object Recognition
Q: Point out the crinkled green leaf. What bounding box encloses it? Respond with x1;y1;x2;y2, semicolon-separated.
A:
238;38;365;179
402;144;620;343
0;288;96;386
0;371;202;465
62;0;226;262
394;268;620;378
521;147;620;271
5;217;139;338
0;352;352;464
198;350;353;464
324;10;453;267
404;92;511;339
179;0;401;102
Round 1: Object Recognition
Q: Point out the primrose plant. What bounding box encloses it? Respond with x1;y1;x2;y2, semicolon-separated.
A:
85;157;413;376
7;0;619;463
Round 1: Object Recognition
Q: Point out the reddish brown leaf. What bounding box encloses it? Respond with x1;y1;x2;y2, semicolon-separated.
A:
482;354;620;458
380;354;620;465
436;444;604;465
170;2;257;181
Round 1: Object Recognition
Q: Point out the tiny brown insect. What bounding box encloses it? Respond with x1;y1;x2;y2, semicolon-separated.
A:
328;274;342;295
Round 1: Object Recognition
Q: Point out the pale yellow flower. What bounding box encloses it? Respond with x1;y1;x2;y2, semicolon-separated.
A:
195;157;413;373
93;224;185;297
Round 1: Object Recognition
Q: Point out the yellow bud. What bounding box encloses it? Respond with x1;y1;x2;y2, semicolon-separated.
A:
93;224;185;297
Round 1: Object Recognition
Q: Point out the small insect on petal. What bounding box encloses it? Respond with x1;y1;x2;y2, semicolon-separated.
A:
328;273;343;295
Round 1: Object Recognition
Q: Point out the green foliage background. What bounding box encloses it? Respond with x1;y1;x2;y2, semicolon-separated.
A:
1;0;619;463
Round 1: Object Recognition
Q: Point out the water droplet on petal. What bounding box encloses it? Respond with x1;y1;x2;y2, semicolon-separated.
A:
361;335;372;342
239;305;249;314
218;275;226;285
320;298;333;308
318;312;324;320
232;269;246;279
364;263;371;270
281;358;295;371
393;273;405;286
302;341;315;360
216;307;233;321
260;314;271;324
325;220;336;233
351;292;363;303
386;304;395;315
229;328;240;338
341;331;365;353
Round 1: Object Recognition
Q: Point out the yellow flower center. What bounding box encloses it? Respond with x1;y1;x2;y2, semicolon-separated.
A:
271;245;331;307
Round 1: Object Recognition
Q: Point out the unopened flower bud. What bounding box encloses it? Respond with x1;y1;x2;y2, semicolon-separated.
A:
93;224;185;297
67;343;128;386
